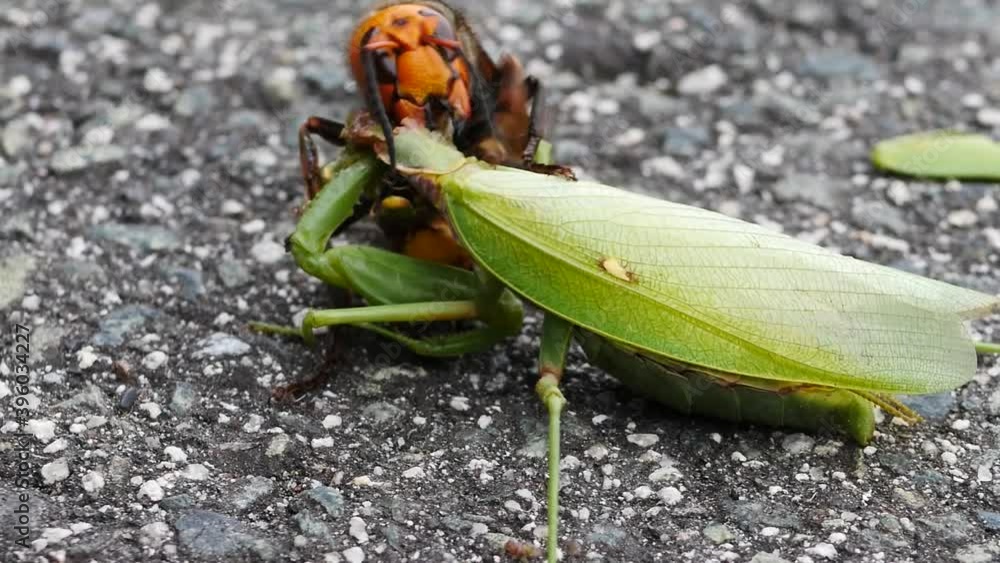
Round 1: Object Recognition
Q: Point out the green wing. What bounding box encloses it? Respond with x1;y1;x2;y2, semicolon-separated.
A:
442;168;999;394
872;131;1000;180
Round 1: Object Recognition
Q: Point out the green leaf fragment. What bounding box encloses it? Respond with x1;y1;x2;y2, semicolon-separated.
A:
872;131;1000;180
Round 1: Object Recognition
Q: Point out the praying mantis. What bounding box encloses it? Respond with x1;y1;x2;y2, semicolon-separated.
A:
254;119;1000;562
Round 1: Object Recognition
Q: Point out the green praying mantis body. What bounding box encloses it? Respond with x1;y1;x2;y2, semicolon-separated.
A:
254;125;1000;563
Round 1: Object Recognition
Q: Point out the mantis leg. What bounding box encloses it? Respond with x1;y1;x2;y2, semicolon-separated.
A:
535;314;573;563
299;116;347;199
287;150;384;288
977;342;1000;355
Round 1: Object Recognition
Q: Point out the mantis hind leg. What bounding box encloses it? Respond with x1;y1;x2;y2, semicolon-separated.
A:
535;314;573;563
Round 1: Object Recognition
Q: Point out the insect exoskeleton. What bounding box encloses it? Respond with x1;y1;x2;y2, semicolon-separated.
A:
347;1;542;167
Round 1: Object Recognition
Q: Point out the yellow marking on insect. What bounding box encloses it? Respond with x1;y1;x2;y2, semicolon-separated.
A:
600;257;636;282
381;195;412;210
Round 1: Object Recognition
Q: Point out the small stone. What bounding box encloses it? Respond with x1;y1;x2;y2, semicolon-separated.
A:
342;547;365;563
322;415;343;429
139;522;172;548
657;486;682;505
139;402;162;419
750;553;792;563
92;223;180;252
477;415;492;429
678;65;728;95
585;444;609;460
0;255;36;311
300;486;345;517
312;437;334;449
349;517;369;543
262;66;301;105
193;332;251;359
806;543;837;559
947;209;978;228
781;433;815;455
82;471;105;493
641;156;686;179
892;487;925;509
171;383;198;416
251;240;285;264
139;479;164;501
164;446;188;463
402;466;425;479
977;108;1000;127
41;458;70;484
76;346;99;370
942;451;958;465
449;396;471;411
26;419;56;442
951;419;971;430
144;68;175;93
703;523;735;544
627;433;659;448
142;351;168;370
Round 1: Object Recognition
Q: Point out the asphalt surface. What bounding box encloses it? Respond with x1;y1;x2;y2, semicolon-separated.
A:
2;1;1000;562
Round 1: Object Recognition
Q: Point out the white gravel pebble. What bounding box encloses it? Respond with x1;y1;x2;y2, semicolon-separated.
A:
139;402;162;420
761;526;780;537
251;240;286;264
322;414;343;429
678;64;728;95
941;451;958;465
342;546;365;563
82;471;105;493
477;415;492;429
641;156;686;179
806;542;838;559
782;433;815;454
627;433;659;448
21;294;40;311
221;199;246;215
43;438;68;453
142;350;168;370
144;68;174;93
138;479;164;501
183;463;210;480
977;107;1000;127
828;532;847;544
951;419;970;430
657;486;683;505
634;485;654;499
585;444;609;460
25;419;56;442
139;522;172;548
349;517;369;543
504;500;523;513
312;437;335;449
76;346;99;369
947;209;978;228
449;396;471;411
402;466;425;479
164;446;188;463
41;458;70;484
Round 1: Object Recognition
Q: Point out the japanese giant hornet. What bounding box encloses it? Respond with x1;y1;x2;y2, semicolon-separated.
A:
297;1;573;266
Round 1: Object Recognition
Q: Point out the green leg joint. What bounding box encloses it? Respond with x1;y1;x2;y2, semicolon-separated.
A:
536;314;574;563
536;373;566;563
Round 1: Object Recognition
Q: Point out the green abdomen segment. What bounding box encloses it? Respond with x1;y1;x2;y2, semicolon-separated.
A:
576;331;875;445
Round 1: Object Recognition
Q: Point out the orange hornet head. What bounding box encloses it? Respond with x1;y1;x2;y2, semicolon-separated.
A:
348;2;476;167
